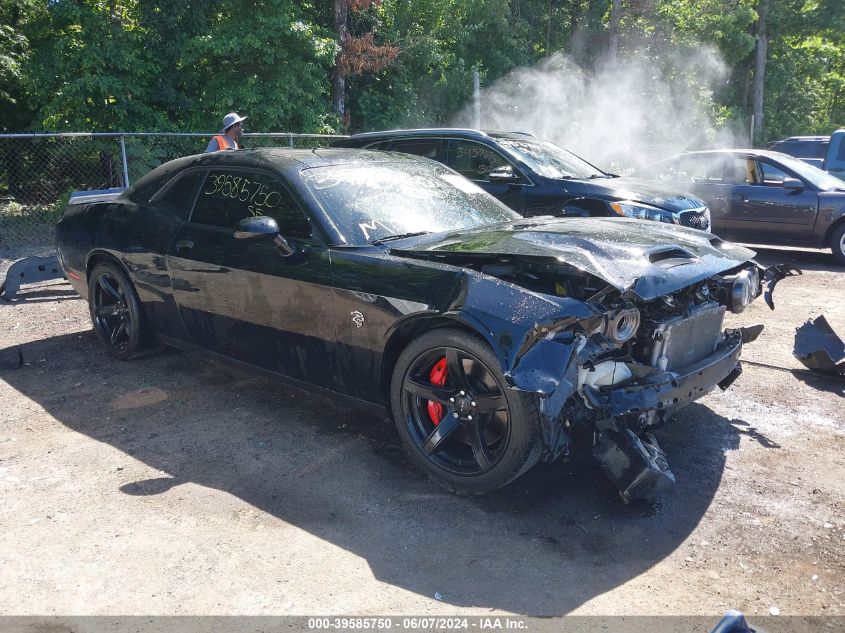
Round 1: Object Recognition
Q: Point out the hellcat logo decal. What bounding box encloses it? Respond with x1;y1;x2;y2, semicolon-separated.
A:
350;311;365;328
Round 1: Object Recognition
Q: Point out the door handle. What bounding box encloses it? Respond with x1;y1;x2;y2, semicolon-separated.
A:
175;239;194;250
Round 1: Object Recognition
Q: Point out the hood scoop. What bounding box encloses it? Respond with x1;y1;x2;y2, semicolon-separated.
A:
647;246;699;268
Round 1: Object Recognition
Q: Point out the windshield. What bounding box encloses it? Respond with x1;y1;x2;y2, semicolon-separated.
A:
770;153;845;190
495;137;606;180
301;162;520;246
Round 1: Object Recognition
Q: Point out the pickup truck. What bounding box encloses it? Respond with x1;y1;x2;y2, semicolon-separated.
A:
768;130;845;179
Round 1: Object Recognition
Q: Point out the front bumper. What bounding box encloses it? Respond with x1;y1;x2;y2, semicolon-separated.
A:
583;329;743;417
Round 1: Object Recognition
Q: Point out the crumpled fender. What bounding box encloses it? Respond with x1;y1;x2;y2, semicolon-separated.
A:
444;272;603;381
442;273;605;457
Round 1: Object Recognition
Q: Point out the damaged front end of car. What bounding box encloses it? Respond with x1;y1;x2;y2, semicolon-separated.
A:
393;218;782;501
506;262;769;502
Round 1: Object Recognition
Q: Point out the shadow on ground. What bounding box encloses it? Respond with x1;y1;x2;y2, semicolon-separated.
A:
1;330;762;615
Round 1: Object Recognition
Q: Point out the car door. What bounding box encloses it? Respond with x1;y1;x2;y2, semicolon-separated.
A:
166;167;336;388
673;154;734;235
722;157;818;243
124;168;207;343
444;139;528;213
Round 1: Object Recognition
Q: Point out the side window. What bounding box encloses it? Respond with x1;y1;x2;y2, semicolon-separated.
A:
756;161;789;185
190;170;313;239
389;139;443;160
447;141;512;181
722;157;751;185
678;155;726;183
640;158;678;181
153;170;206;221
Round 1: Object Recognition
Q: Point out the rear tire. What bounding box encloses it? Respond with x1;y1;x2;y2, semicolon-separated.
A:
831;223;845;265
88;261;157;360
390;329;542;493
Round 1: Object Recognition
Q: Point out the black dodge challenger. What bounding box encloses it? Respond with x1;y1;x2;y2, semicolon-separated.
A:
56;148;774;501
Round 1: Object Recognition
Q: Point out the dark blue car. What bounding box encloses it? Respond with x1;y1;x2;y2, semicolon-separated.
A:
334;128;711;231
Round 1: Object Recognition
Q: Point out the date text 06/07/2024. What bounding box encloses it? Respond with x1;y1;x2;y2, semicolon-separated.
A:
307;617;528;630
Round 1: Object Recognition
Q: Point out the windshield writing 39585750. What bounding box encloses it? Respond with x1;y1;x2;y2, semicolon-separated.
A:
204;173;282;217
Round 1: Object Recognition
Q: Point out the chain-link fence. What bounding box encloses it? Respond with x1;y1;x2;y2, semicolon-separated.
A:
0;132;346;254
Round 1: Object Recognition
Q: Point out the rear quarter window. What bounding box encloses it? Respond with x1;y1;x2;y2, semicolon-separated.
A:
153;170;206;221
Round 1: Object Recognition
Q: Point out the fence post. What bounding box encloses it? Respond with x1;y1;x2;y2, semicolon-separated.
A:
289;134;294;148
119;135;130;187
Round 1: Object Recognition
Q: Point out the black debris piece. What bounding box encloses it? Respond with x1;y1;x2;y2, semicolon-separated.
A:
794;315;845;377
1;255;64;301
763;263;801;310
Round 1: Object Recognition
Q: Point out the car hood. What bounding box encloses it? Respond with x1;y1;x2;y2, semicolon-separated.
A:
567;176;704;211
390;217;755;300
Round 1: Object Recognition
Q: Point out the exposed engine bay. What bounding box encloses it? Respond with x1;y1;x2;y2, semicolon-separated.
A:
390;220;793;501
468;255;768;502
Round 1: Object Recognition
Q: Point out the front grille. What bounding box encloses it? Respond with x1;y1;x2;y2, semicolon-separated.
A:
649;302;726;371
678;207;711;231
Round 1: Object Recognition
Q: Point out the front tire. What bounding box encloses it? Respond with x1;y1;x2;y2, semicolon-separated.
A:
88;261;154;360
831;222;845;265
390;329;542;493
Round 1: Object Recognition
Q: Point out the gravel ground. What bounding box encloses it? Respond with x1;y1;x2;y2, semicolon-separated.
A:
0;244;842;625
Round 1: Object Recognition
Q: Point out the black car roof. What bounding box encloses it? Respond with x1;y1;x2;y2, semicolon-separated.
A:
124;147;424;202
194;147;409;169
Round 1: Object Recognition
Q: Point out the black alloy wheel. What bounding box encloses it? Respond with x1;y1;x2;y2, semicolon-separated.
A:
391;329;542;493
88;261;151;360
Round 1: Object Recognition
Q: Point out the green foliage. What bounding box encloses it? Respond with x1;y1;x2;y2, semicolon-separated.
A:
0;0;843;141
175;0;338;133
764;34;845;140
347;0;547;129
655;0;757;66
0;0;44;131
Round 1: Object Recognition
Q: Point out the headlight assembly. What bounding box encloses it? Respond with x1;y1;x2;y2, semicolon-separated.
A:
609;201;676;224
730;270;755;313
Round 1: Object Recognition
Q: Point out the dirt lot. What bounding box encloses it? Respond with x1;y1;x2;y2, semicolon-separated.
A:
0;245;843;624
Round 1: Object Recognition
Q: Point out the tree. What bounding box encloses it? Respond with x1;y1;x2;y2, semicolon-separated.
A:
332;0;398;127
24;0;162;131
752;0;770;143
608;0;623;63
0;0;43;132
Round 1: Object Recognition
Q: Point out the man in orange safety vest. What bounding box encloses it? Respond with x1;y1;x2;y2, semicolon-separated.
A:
205;112;246;152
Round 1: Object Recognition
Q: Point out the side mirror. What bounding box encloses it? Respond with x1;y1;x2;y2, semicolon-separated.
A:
782;177;804;190
234;215;279;240
487;166;520;183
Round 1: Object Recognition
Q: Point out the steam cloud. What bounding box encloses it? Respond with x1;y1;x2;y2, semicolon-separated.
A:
451;50;743;172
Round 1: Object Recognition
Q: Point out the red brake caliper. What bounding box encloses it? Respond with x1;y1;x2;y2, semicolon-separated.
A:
427;356;448;426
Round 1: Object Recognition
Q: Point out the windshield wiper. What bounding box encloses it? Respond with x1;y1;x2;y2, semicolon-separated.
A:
370;231;430;245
